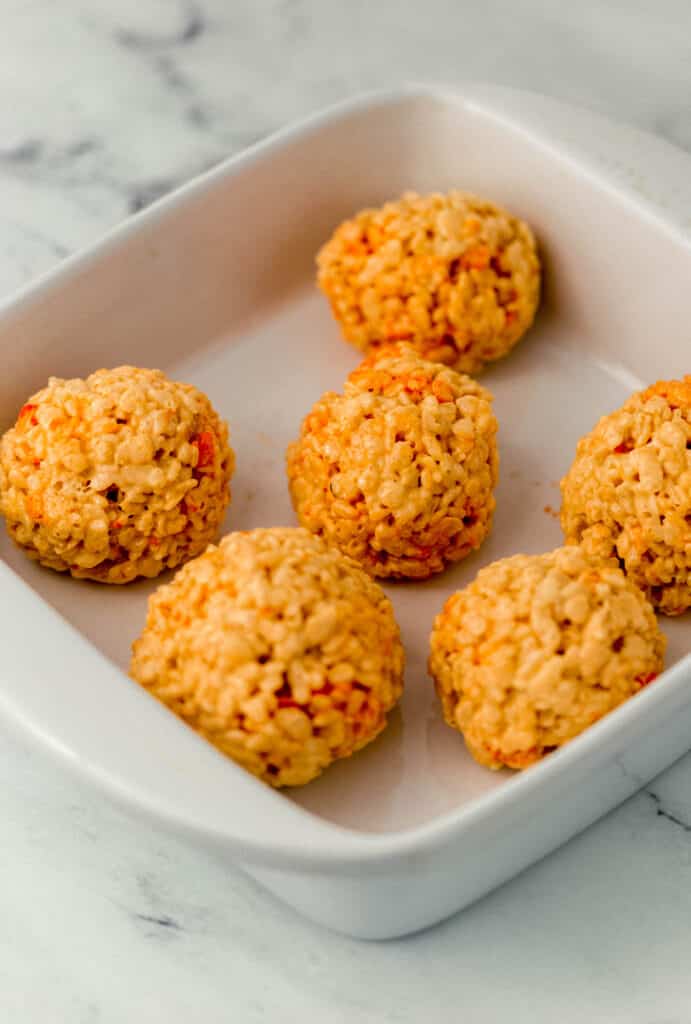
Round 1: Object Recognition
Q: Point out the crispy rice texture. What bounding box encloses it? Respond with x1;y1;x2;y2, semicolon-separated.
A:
286;345;499;579
429;546;665;771
130;527;405;787
317;190;540;374
561;377;691;615
0;366;233;583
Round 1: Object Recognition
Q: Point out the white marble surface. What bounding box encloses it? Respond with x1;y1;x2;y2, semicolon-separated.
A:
1;1;691;1020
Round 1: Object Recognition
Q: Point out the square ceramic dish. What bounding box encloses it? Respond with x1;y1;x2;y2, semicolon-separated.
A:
0;85;689;940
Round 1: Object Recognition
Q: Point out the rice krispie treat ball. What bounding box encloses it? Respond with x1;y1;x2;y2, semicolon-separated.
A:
286;345;499;579
561;377;691;616
429;546;665;771
0;366;233;583
130;527;404;787
317;190;540;375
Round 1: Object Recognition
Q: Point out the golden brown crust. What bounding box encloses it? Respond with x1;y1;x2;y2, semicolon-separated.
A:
0;366;233;582
286;346;498;579
429;546;665;770
130;527;405;787
317;191;540;374
560;376;691;615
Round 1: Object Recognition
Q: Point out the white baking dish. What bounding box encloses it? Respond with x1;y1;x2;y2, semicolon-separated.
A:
0;85;689;940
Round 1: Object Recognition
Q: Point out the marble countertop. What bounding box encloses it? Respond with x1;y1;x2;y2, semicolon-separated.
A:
2;2;691;1020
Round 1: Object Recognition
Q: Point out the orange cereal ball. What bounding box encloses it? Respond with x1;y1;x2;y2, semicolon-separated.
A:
429;546;665;771
286;345;498;579
130;527;404;787
561;377;691;615
0;366;233;583
317;190;540;374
